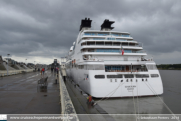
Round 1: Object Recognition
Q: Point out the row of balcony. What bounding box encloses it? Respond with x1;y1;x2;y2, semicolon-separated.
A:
81;41;142;47
81;49;146;53
81;38;133;42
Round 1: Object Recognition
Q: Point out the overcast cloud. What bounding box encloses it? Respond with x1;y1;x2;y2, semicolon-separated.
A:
0;0;181;64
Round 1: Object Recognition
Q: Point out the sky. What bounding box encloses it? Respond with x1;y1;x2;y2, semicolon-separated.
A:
0;0;181;64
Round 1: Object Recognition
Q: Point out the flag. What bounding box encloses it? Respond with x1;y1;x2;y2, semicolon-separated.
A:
122;49;124;55
86;75;88;80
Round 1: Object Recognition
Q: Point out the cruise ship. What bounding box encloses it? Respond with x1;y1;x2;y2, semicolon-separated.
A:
65;18;163;98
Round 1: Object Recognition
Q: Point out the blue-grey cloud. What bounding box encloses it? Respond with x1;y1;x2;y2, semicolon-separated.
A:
0;0;181;64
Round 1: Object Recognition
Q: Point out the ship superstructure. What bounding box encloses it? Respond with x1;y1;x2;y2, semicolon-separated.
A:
66;18;163;98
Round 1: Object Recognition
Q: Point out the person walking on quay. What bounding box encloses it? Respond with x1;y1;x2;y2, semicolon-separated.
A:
87;96;89;103
51;67;53;73
56;67;59;74
41;68;45;77
88;95;92;103
40;69;42;76
54;68;56;74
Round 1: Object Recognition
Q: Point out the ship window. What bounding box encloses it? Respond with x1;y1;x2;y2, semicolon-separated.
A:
107;75;123;78
87;42;95;45
136;74;149;78
97;33;109;36
105;65;125;72
124;50;132;53
107;38;116;40
111;33;120;36
122;34;130;37
151;74;159;78
122;43;128;46
84;33;92;35
96;42;104;45
113;42;120;46
95;75;105;79
124;74;134;78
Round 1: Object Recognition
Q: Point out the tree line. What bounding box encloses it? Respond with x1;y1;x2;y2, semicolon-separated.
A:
157;64;181;70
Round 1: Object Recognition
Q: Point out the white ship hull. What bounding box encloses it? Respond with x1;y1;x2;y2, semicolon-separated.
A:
65;18;164;98
66;68;163;98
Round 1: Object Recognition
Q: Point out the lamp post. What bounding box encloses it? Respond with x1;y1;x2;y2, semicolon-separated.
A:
34;61;36;70
7;54;10;75
25;59;27;64
25;59;27;71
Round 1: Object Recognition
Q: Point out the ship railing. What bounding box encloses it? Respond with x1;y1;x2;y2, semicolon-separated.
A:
105;70;148;72
81;42;142;47
141;57;154;61
132;50;146;53
83;58;104;61
81;50;146;53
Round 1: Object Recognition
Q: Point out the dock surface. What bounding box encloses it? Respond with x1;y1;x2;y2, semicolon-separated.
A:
0;71;60;114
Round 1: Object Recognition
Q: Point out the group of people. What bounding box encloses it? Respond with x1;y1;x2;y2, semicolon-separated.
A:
51;67;59;74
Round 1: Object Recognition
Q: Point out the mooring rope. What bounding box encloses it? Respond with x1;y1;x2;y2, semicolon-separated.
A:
136;81;140;121
144;81;180;121
131;81;137;121
94;82;125;104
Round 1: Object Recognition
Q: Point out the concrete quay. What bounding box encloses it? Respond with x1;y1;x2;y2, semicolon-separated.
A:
0;70;60;114
58;70;116;121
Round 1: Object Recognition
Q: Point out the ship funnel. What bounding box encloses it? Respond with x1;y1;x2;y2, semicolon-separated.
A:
80;18;92;31
101;19;115;31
